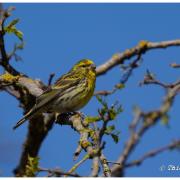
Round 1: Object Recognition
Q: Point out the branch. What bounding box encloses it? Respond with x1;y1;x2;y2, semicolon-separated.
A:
0;72;45;103
0;73;53;177
91;156;100;177
96;40;180;76
125;139;180;168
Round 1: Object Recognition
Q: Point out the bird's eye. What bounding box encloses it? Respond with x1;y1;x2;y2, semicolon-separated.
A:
81;65;86;67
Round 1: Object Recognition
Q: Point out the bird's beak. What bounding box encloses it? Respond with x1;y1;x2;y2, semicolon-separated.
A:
91;64;96;70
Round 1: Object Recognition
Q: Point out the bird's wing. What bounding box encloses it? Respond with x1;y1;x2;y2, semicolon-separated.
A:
35;88;61;110
13;71;84;129
54;70;82;87
35;72;82;111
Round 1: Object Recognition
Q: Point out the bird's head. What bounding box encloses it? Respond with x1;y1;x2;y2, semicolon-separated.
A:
72;59;96;72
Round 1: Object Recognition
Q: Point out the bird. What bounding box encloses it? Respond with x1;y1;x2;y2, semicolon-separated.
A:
13;59;96;129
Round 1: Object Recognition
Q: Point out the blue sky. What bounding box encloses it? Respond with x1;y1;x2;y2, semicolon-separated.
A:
0;3;180;177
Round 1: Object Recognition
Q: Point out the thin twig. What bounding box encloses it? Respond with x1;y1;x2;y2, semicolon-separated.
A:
170;63;180;68
139;70;180;89
95;54;141;96
48;73;55;86
38;167;81;177
66;154;89;176
125;139;180;168
107;140;180;168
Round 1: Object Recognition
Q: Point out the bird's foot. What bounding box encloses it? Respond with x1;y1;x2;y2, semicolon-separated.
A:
54;111;85;125
55;112;74;124
76;111;86;119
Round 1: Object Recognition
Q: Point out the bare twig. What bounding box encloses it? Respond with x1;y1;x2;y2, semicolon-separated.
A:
95;54;141;96
139;70;180;89
66;154;89;176
129;106;143;132
170;62;180;68
48;73;55;86
94;88;117;96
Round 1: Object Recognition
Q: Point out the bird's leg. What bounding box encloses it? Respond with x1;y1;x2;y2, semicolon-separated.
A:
75;112;88;127
76;111;86;119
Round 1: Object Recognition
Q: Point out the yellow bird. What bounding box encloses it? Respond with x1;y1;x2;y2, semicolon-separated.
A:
13;59;96;129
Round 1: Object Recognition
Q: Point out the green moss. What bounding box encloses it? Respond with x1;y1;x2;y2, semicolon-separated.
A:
25;155;39;177
0;72;20;82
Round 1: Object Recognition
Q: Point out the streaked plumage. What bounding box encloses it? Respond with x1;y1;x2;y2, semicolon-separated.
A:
13;59;96;129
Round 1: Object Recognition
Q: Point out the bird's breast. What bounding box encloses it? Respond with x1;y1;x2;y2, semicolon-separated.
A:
51;76;95;113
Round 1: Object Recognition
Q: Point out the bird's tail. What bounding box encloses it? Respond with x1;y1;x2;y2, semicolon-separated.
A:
13;108;36;130
13;117;28;130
